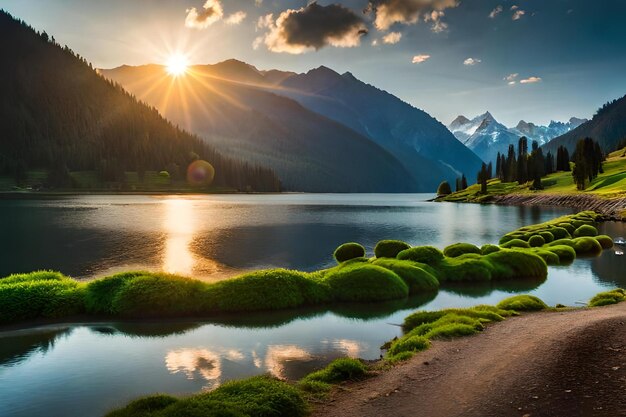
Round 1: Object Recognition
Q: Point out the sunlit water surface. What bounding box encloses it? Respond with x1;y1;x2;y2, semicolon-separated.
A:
1;194;624;417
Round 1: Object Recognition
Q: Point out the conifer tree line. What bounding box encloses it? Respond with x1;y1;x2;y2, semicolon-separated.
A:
490;136;604;191
0;11;281;191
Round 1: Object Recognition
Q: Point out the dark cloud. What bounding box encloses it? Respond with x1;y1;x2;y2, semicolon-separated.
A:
255;2;367;54
366;0;458;31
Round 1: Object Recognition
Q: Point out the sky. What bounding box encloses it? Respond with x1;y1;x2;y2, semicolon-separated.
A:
3;0;626;127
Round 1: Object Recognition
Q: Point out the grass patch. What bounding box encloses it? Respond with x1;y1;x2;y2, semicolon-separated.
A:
588;288;626;307
300;358;367;385
106;375;308;417
497;295;548;311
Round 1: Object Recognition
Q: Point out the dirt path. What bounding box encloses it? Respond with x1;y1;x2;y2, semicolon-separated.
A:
312;303;626;417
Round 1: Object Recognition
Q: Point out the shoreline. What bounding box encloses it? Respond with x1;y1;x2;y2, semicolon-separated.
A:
311;301;626;417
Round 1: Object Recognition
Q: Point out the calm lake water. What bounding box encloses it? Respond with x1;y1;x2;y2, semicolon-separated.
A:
1;194;625;417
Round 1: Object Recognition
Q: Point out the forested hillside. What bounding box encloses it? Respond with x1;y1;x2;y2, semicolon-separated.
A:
544;94;626;155
0;11;279;191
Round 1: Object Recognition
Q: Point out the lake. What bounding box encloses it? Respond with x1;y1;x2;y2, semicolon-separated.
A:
1;194;625;417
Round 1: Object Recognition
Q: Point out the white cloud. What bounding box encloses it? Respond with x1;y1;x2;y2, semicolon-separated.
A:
520;76;542;84
463;57;481;66
512;9;526;20
225;11;247;25
382;31;402;44
185;0;224;29
412;54;431;64
508;81;516;86
504;73;519;82
489;5;503;18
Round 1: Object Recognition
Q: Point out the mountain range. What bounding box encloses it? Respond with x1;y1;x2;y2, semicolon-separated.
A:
448;113;587;163
101;60;484;192
0;11;279;191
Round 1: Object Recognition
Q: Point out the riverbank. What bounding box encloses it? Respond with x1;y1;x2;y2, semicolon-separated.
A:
438;147;626;219
312;301;626;417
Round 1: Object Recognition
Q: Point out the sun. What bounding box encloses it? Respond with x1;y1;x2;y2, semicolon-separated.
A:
166;54;189;77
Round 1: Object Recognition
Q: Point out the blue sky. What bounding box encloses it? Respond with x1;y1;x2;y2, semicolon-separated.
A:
4;0;626;126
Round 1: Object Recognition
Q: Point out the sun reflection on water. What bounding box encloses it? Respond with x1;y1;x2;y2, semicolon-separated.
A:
163;199;196;276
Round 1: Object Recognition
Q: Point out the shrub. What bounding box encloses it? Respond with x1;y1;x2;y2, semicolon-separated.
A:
595;235;614;249
387;335;430;356
539;231;555;243
0;279;85;323
528;235;546;247
574;224;598;237
549;227;571;239
588;289;625;307
497;295;548;311
443;243;481;258
437;181;452;196
371;259;439;293
544;245;577;264
84;272;146;314
323;263;408;302
374;240;411;259
397;246;444;265
572;237;603;255
333;243;366;263
301;358;367;384
480;244;501;255
111;274;208;317
500;239;531;249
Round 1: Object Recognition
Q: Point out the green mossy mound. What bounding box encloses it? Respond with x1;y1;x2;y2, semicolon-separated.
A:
549;227;571;240
558;223;576;235
484;250;548;280
572;237;603;256
443;243;482;258
397;246;444;265
588;289;625;307
595;235;614;249
524;248;560;265
300;358;367;385
0;272;84;324
500;239;531;249
574;224;599;237
528;235;546;247
387;335;430;356
374;240;411;259
205;269;330;313
544;245;577;264
437;256;494;282
480;244;501;255
539;231;555;243
334;243;366;263
106;376;308;417
497;295;548;311
323;263;409;302
371;259;439;293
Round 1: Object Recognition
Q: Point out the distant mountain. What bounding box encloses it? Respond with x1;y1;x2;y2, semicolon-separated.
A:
0;12;279;191
543;95;626;154
101;62;417;192
449;112;587;163
276;66;483;188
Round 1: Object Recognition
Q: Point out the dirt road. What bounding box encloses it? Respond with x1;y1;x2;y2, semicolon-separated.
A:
312;303;626;417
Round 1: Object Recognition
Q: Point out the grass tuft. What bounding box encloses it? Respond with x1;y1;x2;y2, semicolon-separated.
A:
588;289;625;307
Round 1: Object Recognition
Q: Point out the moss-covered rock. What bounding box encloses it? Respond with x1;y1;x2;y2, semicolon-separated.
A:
371;259;439;293
480;244;501;255
573;224;598;237
572;237;603;255
374;240;411;259
484;249;548;280
443;243;482;258
323;263;409;302
595;235;614;249
334;243;366;263
539;231;555;243
549;227;571;239
397;246;444;265
528;235;546;247
497;294;548;311
500;239;531;249
544;245;577;264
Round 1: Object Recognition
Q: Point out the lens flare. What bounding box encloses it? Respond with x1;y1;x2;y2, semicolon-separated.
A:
166;54;189;77
187;160;215;186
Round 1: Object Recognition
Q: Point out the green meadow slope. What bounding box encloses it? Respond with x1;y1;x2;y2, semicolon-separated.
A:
440;147;626;216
